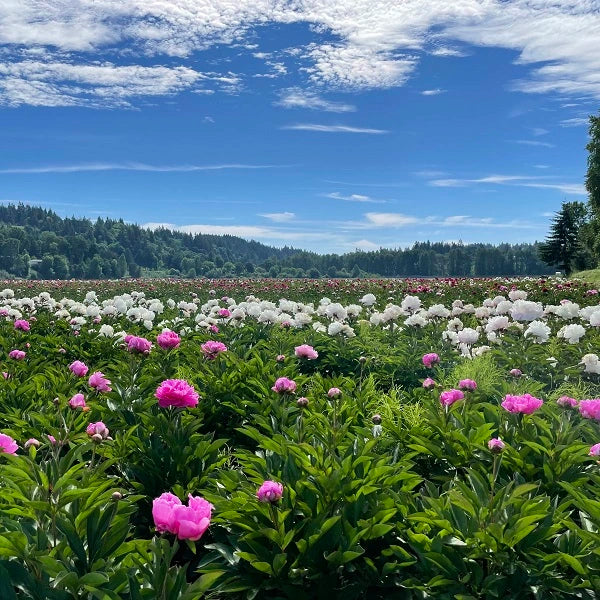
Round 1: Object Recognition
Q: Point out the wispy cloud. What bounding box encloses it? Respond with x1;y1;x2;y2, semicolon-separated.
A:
276;88;356;112
260;212;296;222
0;162;283;174
282;124;388;134
362;212;537;229
429;173;585;195
560;117;588;127
512;140;555;148
324;192;385;203
420;89;446;96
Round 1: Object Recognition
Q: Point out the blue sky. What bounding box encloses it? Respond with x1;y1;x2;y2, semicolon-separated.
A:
0;1;597;253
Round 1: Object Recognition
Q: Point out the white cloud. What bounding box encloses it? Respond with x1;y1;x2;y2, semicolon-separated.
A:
513;139;555;148
324;192;385;203
531;127;548;136
560;117;588;127
0;0;599;106
352;239;381;250
429;173;586;196
282;124;388;134
0;162;280;174
0;60;237;107
365;213;419;227
363;212;537;229
260;212;296;222
276;88;355;112
421;88;446;96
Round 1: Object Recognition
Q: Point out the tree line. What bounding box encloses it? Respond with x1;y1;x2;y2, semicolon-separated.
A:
0;203;554;279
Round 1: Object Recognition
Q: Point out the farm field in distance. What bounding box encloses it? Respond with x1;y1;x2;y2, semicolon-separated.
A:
1;276;600;599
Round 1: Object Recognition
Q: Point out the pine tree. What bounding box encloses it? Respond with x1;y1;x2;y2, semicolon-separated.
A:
539;202;589;275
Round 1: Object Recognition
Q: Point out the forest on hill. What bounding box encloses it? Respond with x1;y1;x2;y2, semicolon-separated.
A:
0;204;553;279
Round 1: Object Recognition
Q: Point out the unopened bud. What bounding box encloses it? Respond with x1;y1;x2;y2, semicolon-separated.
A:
297;397;309;408
372;414;382;425
112;491;123;501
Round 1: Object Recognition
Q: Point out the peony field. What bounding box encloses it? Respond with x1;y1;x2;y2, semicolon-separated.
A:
2;276;600;599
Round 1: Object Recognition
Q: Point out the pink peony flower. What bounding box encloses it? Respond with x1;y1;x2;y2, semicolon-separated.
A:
218;308;231;318
501;393;543;414
209;325;219;334
488;438;505;453
24;438;40;449
509;368;523;378
295;344;318;360
422;353;440;368
439;389;465;407
276;354;286;362
589;443;600;457
458;379;477;391
271;377;297;394
557;396;578;408
152;492;213;541
86;421;110;439
69;393;88;411
157;330;181;350
47;435;57;446
200;340;228;360
125;335;153;354
422;377;436;389
155;379;199;408
0;433;18;454
257;480;283;503
88;371;112;392
579;399;600;421
14;319;30;331
69;360;89;377
8;349;26;360
327;387;342;398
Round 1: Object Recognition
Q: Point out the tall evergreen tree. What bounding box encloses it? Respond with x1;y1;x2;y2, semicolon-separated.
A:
587;112;600;217
539;202;590;275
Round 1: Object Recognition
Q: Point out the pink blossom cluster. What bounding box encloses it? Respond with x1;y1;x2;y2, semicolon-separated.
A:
8;349;26;360
501;393;543;414
257;480;283;503
295;344;318;360
86;421;110;440
556;396;578;408
152;492;213;541
89;372;112;392
156;330;181;350
0;433;18;454
458;379;477;391
155;379;199;408
271;377;297;394
422;353;440;368
124;335;153;354
200;340;228;360
14;319;30;332
69;360;89;377
439;389;465;407
579;399;600;421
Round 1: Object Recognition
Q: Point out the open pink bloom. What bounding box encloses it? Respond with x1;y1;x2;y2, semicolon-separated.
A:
327;387;341;398
14;319;30;331
257;480;283;503
200;340;228;360
209;325;219;334
125;335;153;354
155;379;199;408
69;360;89;377
488;438;505;453
589;443;600;457
69;393;88;410
439;389;465;407
557;396;578;408
271;377;297;394
422;353;440;368
218;308;231;318
86;421;110;439
8;349;26;360
501;393;543;414
88;371;112;392
157;330;181;350
458;379;477;391
152;492;213;541
422;377;436;389
295;344;319;360
0;433;18;454
579;399;600;421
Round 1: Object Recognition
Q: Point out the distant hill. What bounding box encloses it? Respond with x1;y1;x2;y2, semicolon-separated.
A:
0;203;553;279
